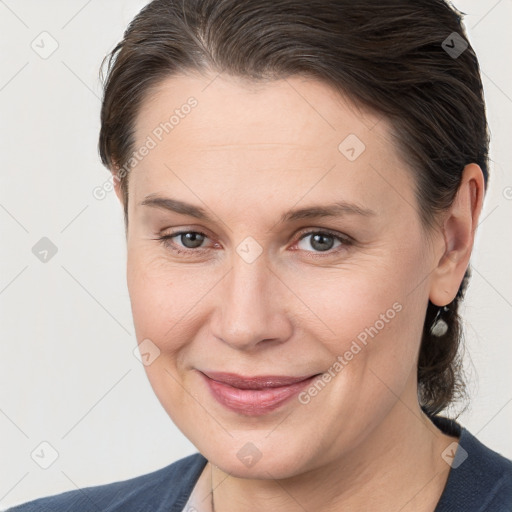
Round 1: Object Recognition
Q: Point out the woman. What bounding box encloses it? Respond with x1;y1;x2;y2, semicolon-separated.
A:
8;0;512;510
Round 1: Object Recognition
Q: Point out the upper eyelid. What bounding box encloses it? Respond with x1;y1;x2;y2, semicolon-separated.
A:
296;228;352;241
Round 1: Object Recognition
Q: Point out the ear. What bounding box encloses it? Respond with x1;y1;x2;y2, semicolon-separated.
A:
429;163;485;306
111;163;125;205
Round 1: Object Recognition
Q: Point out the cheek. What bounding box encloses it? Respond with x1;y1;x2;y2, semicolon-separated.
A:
291;245;427;392
125;248;212;424
288;259;409;349
126;244;218;351
288;256;427;446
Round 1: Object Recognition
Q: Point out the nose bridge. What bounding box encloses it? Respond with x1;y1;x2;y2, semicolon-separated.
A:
212;248;290;350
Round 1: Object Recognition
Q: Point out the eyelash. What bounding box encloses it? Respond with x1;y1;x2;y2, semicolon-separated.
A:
154;229;353;259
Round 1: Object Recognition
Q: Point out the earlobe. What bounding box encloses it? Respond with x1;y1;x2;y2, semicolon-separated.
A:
429;163;485;307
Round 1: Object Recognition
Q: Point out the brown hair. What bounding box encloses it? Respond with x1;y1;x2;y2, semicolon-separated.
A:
98;0;489;416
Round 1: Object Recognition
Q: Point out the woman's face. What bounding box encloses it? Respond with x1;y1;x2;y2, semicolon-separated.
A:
121;72;441;477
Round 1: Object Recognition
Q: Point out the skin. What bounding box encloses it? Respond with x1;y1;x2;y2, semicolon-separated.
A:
113;72;485;511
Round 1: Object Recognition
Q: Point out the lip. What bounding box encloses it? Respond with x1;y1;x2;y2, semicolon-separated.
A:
198;370;321;415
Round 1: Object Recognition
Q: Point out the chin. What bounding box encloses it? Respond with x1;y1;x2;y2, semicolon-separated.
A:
200;434;321;480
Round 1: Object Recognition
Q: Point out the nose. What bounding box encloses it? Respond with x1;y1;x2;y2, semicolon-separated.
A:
211;250;293;352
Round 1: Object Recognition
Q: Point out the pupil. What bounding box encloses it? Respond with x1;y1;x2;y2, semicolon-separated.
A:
311;234;333;251
182;232;204;248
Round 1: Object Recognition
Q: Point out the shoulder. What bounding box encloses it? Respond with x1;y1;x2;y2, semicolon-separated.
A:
432;416;512;512
5;452;208;512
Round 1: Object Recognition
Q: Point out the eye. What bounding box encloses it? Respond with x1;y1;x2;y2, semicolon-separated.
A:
154;228;353;258
156;230;213;255
294;230;352;256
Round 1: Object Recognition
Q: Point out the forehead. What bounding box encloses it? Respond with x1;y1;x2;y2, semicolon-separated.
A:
135;72;384;148
130;72;415;217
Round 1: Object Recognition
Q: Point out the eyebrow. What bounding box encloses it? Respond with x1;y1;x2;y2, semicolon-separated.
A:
139;194;376;224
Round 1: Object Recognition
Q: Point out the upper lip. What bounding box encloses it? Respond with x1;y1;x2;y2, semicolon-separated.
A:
200;370;320;389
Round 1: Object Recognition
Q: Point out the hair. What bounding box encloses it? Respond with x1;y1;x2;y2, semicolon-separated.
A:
98;0;489;416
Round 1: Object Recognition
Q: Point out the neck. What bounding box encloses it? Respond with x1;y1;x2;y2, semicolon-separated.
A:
210;394;456;512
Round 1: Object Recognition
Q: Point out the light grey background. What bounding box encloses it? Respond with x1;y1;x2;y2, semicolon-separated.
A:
0;0;511;508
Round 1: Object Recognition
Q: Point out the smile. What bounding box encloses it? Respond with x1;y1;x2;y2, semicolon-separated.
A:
198;370;322;415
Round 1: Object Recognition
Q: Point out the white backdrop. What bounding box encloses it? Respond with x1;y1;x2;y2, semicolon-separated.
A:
0;0;511;508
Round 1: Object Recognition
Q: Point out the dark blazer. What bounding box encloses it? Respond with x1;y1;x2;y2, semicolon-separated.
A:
6;416;512;511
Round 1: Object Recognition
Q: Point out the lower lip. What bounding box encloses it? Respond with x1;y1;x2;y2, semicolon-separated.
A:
200;372;320;415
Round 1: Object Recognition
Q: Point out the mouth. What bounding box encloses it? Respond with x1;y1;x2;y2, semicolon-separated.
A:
198;370;322;415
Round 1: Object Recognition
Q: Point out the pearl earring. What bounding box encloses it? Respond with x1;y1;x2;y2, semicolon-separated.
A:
430;306;449;337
